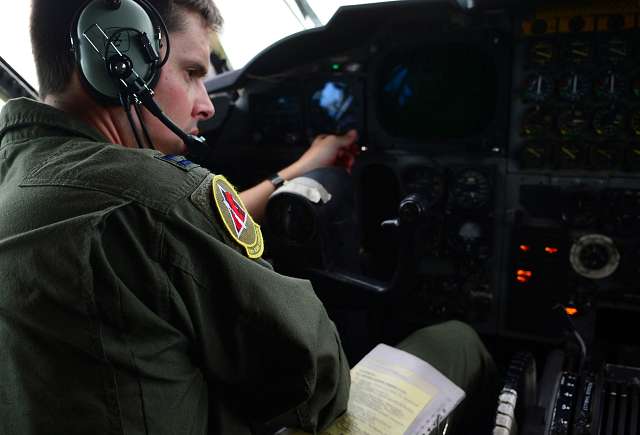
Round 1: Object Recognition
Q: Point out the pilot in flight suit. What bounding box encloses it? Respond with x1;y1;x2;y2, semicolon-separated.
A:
0;97;497;435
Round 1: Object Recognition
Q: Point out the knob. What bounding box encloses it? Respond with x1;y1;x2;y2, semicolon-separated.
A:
569;234;620;279
398;193;431;225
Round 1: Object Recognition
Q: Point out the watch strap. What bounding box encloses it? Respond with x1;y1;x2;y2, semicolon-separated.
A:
268;173;286;189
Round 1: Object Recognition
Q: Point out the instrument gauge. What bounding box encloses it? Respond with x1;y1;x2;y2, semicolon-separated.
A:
570;234;620;280
450;170;491;210
528;41;555;66
631;110;640;136
402;166;445;205
626;144;640;171
589;142;620;171
520;143;549;169
555;142;585;170
598;37;630;64
565;39;593;64
557;73;590;102
521;106;553;137
593;107;625;137
522;74;553;102
594;72;627;100
558;108;588;138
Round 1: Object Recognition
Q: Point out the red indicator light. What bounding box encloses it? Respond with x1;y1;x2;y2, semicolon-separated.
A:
516;269;533;283
565;307;578;316
519;244;531;252
545;246;559;254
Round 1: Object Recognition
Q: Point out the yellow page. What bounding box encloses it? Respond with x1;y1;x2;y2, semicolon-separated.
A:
320;364;433;435
282;344;464;435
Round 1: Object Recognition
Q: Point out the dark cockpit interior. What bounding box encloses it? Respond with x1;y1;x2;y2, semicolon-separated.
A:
197;0;640;432
3;0;640;432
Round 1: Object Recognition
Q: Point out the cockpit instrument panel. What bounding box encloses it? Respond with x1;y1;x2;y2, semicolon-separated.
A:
511;2;640;175
207;0;640;345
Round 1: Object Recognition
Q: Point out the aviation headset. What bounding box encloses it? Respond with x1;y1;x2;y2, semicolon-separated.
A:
70;0;210;161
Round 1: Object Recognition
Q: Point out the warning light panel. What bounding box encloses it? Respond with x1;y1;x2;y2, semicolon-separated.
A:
565;307;578;316
516;269;533;283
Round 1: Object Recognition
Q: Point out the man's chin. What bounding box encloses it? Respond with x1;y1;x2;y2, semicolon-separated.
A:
154;141;187;156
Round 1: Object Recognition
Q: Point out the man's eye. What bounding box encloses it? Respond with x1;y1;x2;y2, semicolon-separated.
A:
186;67;206;81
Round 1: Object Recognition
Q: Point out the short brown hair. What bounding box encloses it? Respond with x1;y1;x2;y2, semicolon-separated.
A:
30;0;223;97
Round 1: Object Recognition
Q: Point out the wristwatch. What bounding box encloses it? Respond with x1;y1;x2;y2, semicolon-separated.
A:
268;173;286;189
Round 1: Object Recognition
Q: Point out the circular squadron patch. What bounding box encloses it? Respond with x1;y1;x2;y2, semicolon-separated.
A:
212;175;264;259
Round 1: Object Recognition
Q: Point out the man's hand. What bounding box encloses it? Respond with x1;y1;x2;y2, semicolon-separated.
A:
240;129;360;222
294;129;359;174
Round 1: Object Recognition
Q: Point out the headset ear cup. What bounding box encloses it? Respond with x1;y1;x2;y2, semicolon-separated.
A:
70;0;163;104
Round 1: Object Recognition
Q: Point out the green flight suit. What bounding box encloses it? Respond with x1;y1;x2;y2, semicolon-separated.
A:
0;98;349;434
0;98;497;435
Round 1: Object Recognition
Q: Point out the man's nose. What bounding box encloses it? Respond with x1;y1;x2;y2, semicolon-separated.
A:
194;83;215;120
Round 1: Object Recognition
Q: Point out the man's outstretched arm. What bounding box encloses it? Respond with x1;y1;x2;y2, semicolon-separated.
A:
240;130;359;221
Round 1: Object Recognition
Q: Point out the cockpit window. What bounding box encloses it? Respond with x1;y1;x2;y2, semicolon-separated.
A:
0;3;37;91
0;1;402;92
214;0;402;70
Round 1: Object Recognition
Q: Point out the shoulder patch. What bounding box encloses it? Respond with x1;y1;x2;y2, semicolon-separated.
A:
212;175;264;259
154;154;200;171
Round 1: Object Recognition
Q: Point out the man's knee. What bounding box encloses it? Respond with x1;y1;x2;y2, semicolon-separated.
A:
398;320;485;358
395;320;494;390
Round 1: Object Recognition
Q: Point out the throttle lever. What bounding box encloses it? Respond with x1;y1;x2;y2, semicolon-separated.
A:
381;193;432;229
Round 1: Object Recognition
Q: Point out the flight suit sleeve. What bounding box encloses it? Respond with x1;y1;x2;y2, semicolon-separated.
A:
161;175;350;432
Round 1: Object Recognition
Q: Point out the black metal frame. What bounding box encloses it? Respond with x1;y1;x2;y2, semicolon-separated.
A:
0;55;38;101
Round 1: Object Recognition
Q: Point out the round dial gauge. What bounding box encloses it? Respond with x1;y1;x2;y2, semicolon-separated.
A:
558;73;591;102
565;39;593;64
626;144;640;171
449;220;488;257
593;108;625;137
631;110;640;136
522;74;553;102
450;170;491;210
402;166;445;205
520;143;549;169
598;37;630;64
555;142;585;170
521;106;553;137
528;41;555;66
570;234;620;280
557;73;590;102
558;108;588;138
595;72;627;100
589;142;620;170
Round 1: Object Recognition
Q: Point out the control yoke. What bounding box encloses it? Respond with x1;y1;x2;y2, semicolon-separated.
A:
310;192;434;295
